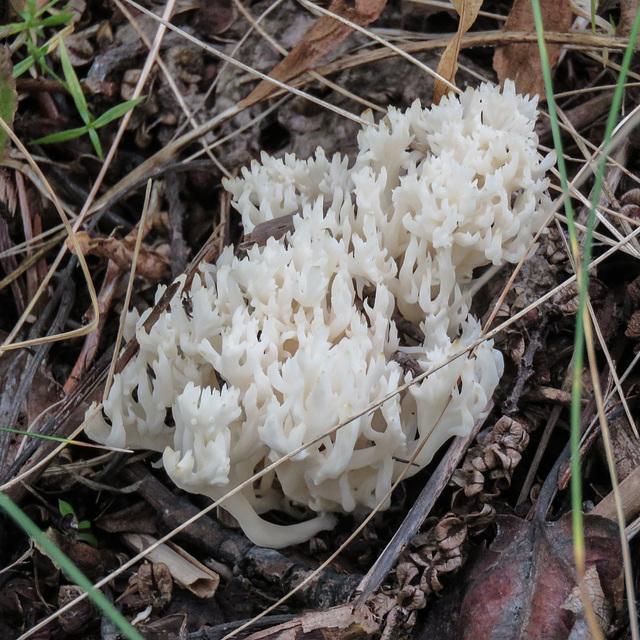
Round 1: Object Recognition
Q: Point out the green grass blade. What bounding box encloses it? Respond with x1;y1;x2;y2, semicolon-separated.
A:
36;0;67;16
0;424;87;444
58;40;90;123
15;42;48;79
32;13;74;28
0;425;131;452
91;96;145;128
88;126;102;159
531;2;640;638
32;124;90;145
13;55;36;78
0;491;144;640
0;47;17;156
530;0;584;573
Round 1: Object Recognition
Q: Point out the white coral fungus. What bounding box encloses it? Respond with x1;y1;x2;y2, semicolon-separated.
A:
87;82;554;548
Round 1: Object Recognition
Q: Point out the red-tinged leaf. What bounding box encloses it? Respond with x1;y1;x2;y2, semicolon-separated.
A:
493;0;573;98
241;0;387;108
433;0;482;104
459;513;623;639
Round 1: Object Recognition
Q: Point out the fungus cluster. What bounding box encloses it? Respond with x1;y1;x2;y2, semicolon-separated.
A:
87;81;554;548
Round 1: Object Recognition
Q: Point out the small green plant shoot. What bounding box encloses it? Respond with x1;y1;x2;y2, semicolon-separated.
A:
3;1;144;158
31;41;145;158
58;499;98;547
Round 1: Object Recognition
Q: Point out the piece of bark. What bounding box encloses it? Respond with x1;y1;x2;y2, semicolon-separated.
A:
123;533;220;599
391;314;425;344
0;268;74;477
536;93;614;142
391;351;425;378
183;615;295;640
592;464;640;525
165;172;189;277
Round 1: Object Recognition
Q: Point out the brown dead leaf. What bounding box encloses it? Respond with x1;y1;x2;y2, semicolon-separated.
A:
63;32;95;66
117;561;172;613
434;0;483;104
561;566;613;639
618;0;639;36
67;231;169;282
196;0;236;36
458;513;623;639
242;0;387;108
493;0;573;98
0;577;38;624
39;529;115;582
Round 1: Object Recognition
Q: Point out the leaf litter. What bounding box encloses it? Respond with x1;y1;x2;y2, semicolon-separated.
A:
0;0;638;638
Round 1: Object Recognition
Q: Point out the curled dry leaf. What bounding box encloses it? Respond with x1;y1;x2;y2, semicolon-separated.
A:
551;278;617;345
434;0;483;104
62;32;95;66
553;281;580;314
123;533;219;599
628;275;640;304
493;0;573;98
561;565;613;639
195;0;236;36
117;561;172;613
626;309;640;339
621;187;640;208
618;0;640;36
67;231;170;282
458;513;623;639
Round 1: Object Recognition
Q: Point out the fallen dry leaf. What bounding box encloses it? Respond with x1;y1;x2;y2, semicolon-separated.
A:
67;231;170;282
561;565;613;639
242;0;387;107
116;561;173;612
458;513;623;639
493;0;573;97
618;0;639;36
434;0;483;104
